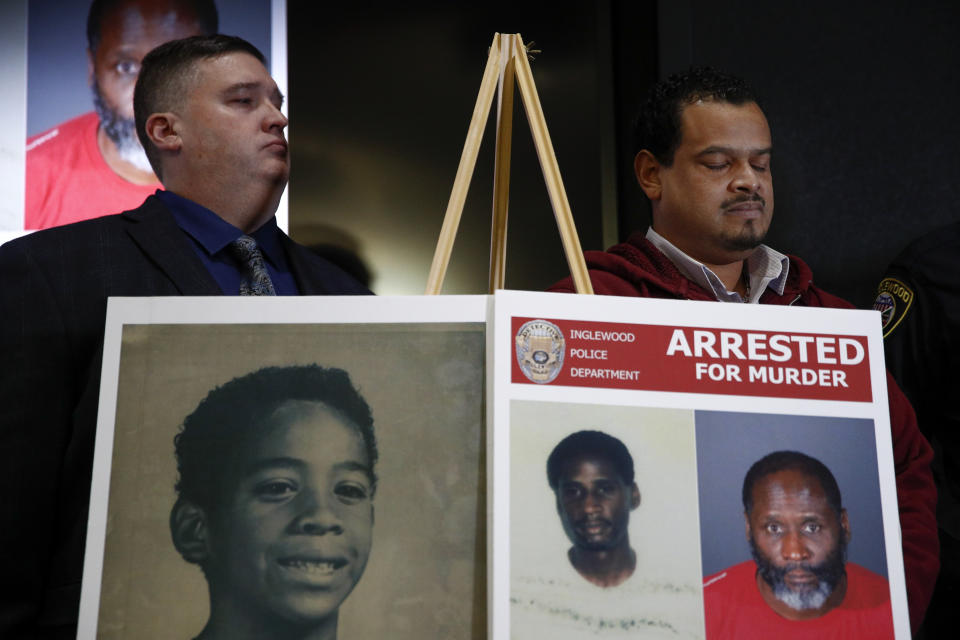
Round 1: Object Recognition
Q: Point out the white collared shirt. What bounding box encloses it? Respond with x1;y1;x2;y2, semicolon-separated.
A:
645;228;789;304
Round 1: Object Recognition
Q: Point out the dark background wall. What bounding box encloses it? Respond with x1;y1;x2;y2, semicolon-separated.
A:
287;3;620;294
288;1;960;304
658;0;960;306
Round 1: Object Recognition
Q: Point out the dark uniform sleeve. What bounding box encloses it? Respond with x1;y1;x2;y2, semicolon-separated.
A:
877;241;960;635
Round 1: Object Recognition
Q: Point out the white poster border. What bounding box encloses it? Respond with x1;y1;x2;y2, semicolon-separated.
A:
78;294;491;639
491;289;906;639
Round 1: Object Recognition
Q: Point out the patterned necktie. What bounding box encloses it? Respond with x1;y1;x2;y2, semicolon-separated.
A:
227;235;277;296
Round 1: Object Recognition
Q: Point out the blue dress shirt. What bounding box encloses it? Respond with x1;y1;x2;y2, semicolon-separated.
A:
157;190;299;295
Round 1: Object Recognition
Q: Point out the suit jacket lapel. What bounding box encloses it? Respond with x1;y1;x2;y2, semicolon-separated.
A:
281;233;327;295
122;197;222;295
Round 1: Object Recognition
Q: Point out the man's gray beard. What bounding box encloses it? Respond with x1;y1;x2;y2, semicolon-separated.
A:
750;534;847;611
771;575;833;610
92;82;154;173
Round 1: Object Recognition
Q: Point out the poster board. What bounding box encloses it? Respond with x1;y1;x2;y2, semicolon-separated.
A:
81;291;911;638
78;295;488;639
491;290;908;639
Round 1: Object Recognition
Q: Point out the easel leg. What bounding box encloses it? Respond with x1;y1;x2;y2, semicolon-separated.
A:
488;34;516;294
425;34;503;295
426;33;593;296
513;36;594;295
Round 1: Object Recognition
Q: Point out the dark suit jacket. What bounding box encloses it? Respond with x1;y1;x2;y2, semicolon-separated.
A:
0;196;369;638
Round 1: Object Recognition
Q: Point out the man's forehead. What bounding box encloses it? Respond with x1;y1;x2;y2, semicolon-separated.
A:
265;398;344;428
680;97;766;119
196;52;274;85
233;399;368;463
752;470;829;507
102;0;202;43
677;100;771;151
559;453;623;481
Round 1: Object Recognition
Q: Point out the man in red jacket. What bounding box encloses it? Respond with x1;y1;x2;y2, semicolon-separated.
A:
550;66;938;632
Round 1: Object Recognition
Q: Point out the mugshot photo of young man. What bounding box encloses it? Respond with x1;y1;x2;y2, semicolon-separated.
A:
509;401;704;639
546;430;641;588
169;365;376;640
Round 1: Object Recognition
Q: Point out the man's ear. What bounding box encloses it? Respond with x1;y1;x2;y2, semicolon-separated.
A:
145;113;181;152
744;511;751;541
87;49;94;86
170;497;210;565
634;150;663;201
630;483;641;510
840;508;851;544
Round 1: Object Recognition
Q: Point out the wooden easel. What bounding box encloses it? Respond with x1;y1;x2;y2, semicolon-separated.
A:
424;33;594;295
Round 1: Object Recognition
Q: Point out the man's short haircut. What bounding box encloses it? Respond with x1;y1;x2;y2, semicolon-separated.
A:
133;33;266;179
634;65;759;165
742;450;843;518
87;0;219;53
173;364;378;512
546;430;635;490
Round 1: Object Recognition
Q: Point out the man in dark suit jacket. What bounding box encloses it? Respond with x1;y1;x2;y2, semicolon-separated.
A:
0;34;368;638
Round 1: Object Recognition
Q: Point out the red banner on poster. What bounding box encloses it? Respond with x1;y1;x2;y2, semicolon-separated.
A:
511;317;872;402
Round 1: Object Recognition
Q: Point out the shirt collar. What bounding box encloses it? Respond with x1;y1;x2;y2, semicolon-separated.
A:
645;227;789;303
157;189;285;266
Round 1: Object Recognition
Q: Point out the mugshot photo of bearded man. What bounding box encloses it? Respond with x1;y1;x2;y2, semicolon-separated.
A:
695;411;894;639
24;0;272;230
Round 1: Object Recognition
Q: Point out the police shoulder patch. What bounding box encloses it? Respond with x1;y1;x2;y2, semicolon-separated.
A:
873;277;914;338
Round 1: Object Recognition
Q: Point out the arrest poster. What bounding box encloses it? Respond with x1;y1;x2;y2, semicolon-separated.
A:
491;290;909;640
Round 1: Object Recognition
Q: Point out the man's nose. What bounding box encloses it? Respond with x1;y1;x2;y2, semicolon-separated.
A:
730;161;761;194
781;531;811;561
583;492;602;514
290;490;343;535
264;102;288;131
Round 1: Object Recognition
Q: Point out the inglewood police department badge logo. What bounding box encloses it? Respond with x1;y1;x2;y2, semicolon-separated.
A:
874;277;914;338
515;319;565;384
